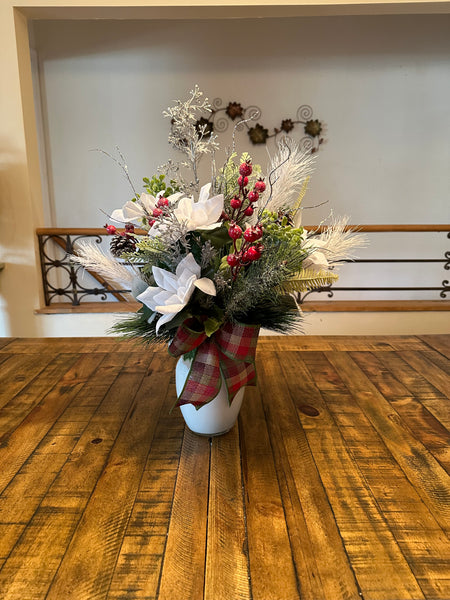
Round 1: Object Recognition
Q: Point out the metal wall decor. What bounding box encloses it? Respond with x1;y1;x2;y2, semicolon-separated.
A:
195;99;325;153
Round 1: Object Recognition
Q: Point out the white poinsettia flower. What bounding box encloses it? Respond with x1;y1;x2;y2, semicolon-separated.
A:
111;191;183;226
173;183;224;233
137;253;216;334
111;193;156;224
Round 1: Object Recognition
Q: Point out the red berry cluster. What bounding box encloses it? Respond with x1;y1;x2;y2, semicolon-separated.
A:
225;160;266;280
104;222;135;236
148;196;169;227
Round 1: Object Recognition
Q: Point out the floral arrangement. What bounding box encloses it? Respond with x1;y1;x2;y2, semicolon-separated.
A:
74;87;363;409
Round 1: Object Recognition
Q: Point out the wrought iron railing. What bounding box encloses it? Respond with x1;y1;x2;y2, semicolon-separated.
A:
36;225;450;307
296;224;450;304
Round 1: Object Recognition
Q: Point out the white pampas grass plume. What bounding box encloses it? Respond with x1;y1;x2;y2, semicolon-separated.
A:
71;240;136;288
264;140;315;214
312;216;368;265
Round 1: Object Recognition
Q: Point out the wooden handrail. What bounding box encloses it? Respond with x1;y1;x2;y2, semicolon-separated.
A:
36;224;450;236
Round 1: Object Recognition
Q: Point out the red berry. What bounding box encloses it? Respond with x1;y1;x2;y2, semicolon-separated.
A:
246;246;262;261
239;161;253;177
238;175;248;187
255;225;263;239
243;227;257;242
228;224;242;240
230;197;242;210
220;211;230;221
244;206;254;217
152;207;163;218
248;191;259;203
104;224;117;235
125;223;135;233
157;197;169;207
148;219;156;227
227;254;239;267
254;179;266;193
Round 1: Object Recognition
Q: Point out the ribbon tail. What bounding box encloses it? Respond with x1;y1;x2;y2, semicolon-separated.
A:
176;339;221;408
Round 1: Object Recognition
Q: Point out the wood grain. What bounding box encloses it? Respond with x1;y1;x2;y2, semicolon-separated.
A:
0;335;449;599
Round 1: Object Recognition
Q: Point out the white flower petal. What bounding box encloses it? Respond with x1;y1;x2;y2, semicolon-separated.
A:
155;312;177;334
152;267;179;293
110;209;127;223
136;286;160;310
196;222;222;231
156;303;187;315
139;193;157;213
122;201;145;222
198;183;211;203
176;254;201;279
194;277;216;296
173;190;224;233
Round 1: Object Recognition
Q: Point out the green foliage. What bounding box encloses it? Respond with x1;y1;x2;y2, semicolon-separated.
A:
142;174;180;198
232;294;303;334
219;228;307;329
109;306;172;347
214;152;263;207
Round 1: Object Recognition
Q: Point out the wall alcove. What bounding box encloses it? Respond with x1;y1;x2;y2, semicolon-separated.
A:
1;1;450;336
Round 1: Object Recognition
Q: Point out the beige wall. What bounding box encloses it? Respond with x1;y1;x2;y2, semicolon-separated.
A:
1;1;450;337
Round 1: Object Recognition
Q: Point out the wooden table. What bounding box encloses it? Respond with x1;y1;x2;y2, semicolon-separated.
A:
0;335;449;600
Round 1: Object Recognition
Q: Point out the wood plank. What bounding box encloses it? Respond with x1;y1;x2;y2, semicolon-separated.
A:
44;353;170;600
157;430;210;600
107;534;167;600
0;353;106;495
204;424;250;600
326;351;450;536
0;337;124;354
350;352;450;471
374;350;445;399
239;385;301;600
0;353;136;597
420;334;450;357
281;352;428;599
0;506;84;600
422;349;450;376
300;352;450;599
0;353;80;435
0;354;55;410
0;338;14;351
400;351;450;398
257;335;430;352
260;350;414;600
107;376;183;600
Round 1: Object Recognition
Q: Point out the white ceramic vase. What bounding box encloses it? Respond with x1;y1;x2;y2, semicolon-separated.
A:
175;354;244;436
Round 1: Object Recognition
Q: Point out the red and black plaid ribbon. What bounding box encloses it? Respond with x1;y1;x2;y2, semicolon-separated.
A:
168;320;260;408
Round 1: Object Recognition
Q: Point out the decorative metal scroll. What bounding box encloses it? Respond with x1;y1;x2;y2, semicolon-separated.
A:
196;99;324;153
38;232;131;306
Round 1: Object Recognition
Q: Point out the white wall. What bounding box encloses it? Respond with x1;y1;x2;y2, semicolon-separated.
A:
32;16;450;228
2;14;449;337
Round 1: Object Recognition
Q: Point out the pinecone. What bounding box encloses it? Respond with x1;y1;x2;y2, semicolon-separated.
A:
110;234;136;257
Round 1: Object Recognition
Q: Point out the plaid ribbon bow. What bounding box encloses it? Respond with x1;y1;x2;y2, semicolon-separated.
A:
168;320;260;408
